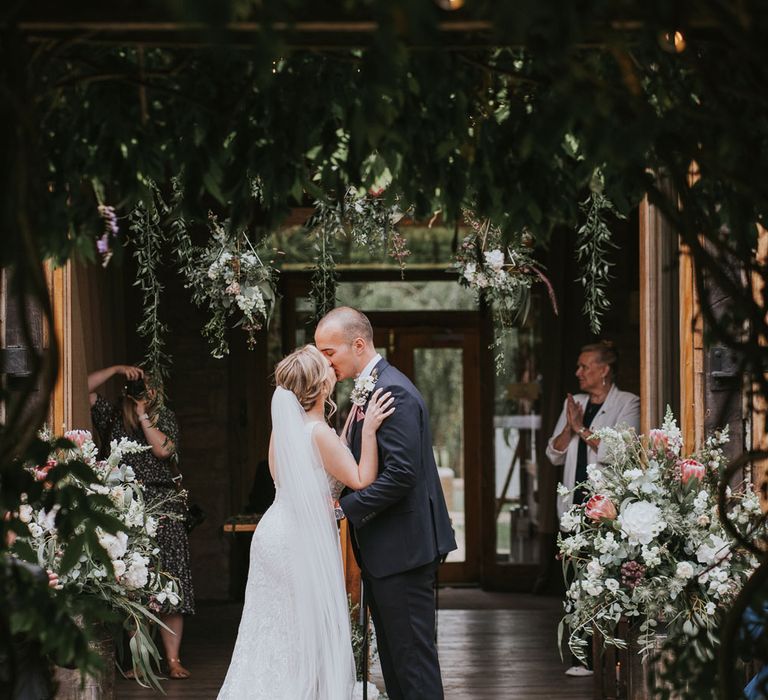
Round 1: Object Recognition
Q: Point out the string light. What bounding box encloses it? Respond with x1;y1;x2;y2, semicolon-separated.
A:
434;0;465;10
658;30;686;53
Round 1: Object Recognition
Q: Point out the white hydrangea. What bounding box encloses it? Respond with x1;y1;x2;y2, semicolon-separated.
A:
618;501;667;545
484;249;505;271
123;554;150;590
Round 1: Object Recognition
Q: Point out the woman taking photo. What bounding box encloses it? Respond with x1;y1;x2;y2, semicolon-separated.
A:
88;364;195;680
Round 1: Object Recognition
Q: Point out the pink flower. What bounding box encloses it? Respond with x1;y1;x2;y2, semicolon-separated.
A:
585;494;618;521
33;459;57;484
648;429;669;452
64;430;91;448
679;458;706;484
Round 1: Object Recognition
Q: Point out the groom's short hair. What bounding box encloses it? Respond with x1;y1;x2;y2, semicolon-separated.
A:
318;307;373;344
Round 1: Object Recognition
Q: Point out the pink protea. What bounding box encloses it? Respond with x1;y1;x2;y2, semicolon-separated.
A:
679;458;706;485
648;429;669;452
585;494;618;521
64;429;91;448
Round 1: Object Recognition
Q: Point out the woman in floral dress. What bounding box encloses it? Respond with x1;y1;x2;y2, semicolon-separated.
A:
88;364;195;680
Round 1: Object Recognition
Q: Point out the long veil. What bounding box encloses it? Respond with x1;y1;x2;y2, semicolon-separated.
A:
271;387;355;699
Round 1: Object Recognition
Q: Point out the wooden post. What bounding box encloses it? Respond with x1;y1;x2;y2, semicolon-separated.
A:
47;261;72;433
678;242;704;450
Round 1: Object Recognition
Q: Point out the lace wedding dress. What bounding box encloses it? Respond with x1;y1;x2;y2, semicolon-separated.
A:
218;388;355;699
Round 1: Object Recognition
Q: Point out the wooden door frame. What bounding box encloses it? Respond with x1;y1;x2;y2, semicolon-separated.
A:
365;313;483;583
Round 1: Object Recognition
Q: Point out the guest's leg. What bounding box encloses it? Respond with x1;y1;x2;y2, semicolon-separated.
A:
366;559;443;700
159;613;190;679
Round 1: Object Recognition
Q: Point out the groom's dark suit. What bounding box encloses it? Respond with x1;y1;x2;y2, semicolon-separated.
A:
341;358;456;700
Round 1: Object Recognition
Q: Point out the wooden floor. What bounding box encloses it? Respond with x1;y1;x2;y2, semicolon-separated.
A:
116;591;592;699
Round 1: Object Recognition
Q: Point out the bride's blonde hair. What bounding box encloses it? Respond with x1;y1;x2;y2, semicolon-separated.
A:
274;344;336;417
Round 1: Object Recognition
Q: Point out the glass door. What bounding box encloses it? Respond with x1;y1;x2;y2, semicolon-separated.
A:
370;321;482;583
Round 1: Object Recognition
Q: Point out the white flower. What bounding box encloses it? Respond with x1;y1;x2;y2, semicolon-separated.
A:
556;483;570;497
484;249;505;271
605;578;620;593
697;514;711;527
474;273;489;289
112;559;127;578
28;522;43;538
559;507;582;533
586;464;604;489
641;545;662;567
696;534;730;566
584;581;604;597
586;559;604;577
98;530;129;561
618;501;666;546
705;602;716;616
350;370;378;407
462;262;476;283
18;504;33;523
145;517;158;537
676;561;695;579
123;554;149;590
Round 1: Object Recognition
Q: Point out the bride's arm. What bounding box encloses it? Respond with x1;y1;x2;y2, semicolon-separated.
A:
314;390;394;489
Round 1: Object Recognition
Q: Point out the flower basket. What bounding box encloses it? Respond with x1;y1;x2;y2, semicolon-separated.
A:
53;625;115;700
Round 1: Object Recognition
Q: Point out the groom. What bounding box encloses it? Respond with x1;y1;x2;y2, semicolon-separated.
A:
315;307;457;700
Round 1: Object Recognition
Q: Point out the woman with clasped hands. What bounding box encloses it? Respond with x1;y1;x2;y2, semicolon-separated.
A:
546;341;640;520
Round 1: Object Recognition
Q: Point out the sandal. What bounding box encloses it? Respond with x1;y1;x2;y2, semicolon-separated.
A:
167;658;191;680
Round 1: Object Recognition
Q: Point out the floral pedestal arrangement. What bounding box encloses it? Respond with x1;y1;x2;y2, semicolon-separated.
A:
558;410;765;699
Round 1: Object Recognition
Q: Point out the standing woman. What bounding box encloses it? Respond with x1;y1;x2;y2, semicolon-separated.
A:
547;341;640;515
88;364;195;680
546;341;640;676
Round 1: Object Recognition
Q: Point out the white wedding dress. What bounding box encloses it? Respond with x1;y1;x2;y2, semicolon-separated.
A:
218;388;355;699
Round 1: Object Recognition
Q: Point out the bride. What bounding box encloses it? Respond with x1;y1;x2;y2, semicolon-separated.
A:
218;344;394;699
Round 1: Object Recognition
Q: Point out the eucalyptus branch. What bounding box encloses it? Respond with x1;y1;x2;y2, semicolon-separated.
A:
575;191;622;335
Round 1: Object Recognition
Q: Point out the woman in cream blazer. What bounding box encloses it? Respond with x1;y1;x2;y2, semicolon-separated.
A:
546;342;640;519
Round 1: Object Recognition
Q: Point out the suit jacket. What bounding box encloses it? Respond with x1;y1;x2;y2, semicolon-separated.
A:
340;358;457;579
545;384;640;517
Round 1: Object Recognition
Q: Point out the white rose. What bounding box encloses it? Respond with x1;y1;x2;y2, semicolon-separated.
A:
605;578;620;593
676;561;695;579
28;522;43;538
19;504;33;523
618;501;666;546
112;559;126;578
705;602;716;616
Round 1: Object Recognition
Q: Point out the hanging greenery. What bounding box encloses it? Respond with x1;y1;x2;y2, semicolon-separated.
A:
128;198;172;382
575;190;623;334
455;210;557;371
183;215;278;359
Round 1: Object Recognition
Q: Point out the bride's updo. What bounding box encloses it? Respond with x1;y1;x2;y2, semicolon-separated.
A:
274;344;336;415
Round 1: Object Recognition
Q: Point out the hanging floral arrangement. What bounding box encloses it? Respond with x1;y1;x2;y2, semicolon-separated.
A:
183;214;278;359
455;210;557;370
